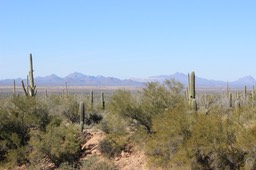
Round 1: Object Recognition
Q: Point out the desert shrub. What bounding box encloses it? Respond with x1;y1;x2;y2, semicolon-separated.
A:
29;120;82;167
0;110;30;166
9;96;51;131
146;102;249;170
56;156;116;170
0;96;50;167
107;89;145;131
101;79;185;163
100;110;128;136
106;80;184;135
146;102;192;168
140;80;183;116
99;134;127;158
80;156;116;170
61;97;80;123
86;112;103;125
187;113;246;170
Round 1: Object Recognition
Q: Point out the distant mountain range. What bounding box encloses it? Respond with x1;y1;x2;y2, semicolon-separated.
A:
1;72;256;88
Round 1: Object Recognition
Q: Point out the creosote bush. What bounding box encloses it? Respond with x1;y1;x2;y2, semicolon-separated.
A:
29;119;82;168
101;80;185;158
0;96;50;167
0;96;84;169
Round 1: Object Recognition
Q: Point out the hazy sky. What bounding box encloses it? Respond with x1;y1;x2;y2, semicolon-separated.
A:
0;1;256;81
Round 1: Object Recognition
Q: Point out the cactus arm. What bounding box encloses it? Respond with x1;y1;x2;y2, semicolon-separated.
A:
21;80;28;96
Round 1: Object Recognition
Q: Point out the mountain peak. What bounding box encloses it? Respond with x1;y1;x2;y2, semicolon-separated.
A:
237;75;255;81
65;72;86;79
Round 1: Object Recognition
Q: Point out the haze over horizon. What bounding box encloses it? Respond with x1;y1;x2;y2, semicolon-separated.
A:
1;1;256;81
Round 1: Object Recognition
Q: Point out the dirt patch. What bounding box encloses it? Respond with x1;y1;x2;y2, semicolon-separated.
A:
81;129;148;170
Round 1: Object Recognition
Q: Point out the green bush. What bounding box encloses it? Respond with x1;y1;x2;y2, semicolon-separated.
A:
0;96;50;167
99;134;127;158
86;112;103;125
187;114;246;170
29;121;82;167
80;156;116;170
146;103;191;168
61;97;80;123
146;106;249;169
107;80;184;134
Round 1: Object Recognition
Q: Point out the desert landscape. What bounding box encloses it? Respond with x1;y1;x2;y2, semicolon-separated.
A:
1;1;256;169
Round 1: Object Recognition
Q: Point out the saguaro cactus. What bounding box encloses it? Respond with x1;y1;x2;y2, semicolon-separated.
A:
21;80;28;96
244;85;247;101
28;54;36;96
65;82;69;97
13;80;16;96
101;92;105;110
191;98;197;111
187;73;190;100
189;71;195;99
22;54;37;97
90;90;94;113
79;102;85;132
188;71;197;111
229;92;232;108
226;81;229;97
45;90;48;98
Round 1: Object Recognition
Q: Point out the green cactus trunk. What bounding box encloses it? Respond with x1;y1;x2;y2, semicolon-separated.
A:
191;98;197;111
189;71;195;99
101;92;105;110
21;80;28;96
226;81;229;97
13;80;16;96
188;71;197;111
45;90;48;98
28;54;36;97
90;90;94;113
21;54;37;97
187;73;190;100
229;92;232;108
79;102;85;132
65;82;68;97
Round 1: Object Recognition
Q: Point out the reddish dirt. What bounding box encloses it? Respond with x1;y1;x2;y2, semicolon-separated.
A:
80;129;148;170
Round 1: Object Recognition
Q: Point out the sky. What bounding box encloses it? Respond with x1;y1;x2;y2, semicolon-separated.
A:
0;0;256;81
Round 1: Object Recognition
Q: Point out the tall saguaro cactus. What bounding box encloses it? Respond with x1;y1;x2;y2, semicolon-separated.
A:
28;54;37;96
226;81;229;97
101;92;105;110
188;71;197;111
22;54;37;97
229;92;233;108
90;90;94;113
79;102;85;132
244;85;247;101
13;80;16;96
189;71;195;99
187;73;190;100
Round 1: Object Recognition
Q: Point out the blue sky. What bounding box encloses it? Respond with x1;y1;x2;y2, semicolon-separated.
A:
0;1;256;81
